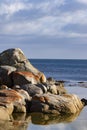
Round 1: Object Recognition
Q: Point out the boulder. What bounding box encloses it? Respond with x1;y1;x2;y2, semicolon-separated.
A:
46;78;67;95
12;71;43;85
20;84;43;96
30;93;83;114
0;65;16;87
36;83;47;93
0;48;46;83
0;89;31;117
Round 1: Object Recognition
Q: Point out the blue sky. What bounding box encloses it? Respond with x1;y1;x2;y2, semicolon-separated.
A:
0;0;87;59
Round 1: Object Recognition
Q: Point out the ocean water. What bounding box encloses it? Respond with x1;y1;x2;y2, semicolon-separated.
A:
30;59;87;82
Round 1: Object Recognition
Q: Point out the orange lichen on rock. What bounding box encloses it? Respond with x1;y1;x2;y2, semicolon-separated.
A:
13;71;46;85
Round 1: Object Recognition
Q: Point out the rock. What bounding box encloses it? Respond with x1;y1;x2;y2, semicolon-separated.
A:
46;78;67;95
81;98;87;106
0;48;46;83
0;89;29;116
0;65;16;87
12;71;43;85
36;83;47;93
47;84;58;94
20;84;43;96
30;93;83;114
0;85;8;89
55;81;67;94
47;77;55;84
14;87;31;101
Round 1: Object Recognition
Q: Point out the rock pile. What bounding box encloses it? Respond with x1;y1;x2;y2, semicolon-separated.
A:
0;48;86;120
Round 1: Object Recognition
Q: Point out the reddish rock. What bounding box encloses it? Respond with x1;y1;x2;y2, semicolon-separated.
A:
12;71;40;85
0;89;31;118
12;71;46;86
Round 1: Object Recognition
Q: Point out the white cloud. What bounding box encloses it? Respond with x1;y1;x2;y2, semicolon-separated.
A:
1;11;87;38
0;0;65;16
0;0;87;38
35;0;65;13
76;0;87;4
0;2;33;16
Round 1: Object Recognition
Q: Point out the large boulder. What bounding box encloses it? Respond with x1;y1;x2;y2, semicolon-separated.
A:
0;48;46;83
30;93;83;114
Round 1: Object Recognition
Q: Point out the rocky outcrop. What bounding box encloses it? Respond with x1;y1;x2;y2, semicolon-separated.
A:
0;48;46;84
0;48;86;121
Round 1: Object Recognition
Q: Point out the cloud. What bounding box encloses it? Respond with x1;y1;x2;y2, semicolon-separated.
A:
0;0;65;16
35;0;65;14
1;9;87;38
76;0;87;4
0;0;87;39
0;1;33;16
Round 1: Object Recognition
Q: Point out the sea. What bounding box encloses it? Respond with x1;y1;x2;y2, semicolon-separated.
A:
30;59;87;82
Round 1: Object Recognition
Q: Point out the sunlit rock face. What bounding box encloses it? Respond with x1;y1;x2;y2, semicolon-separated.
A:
30;93;84;114
0;88;31;120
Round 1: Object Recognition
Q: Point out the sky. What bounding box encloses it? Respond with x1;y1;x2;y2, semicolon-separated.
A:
0;0;87;59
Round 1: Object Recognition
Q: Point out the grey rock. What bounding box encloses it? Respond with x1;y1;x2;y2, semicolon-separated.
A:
20;84;43;96
36;83;47;93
